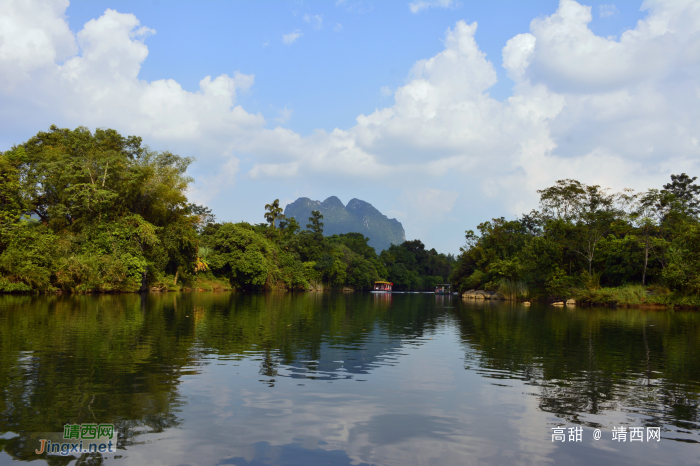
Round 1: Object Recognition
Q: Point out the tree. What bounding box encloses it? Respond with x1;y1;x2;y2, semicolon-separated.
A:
662;173;700;217
188;203;216;233
0;151;24;240
207;222;276;289
279;217;300;239
328;232;376;260
264;199;285;229
537;179;586;221
0;125;200;292
630;190;665;285
539;180;629;276
663;221;700;295
307;210;324;235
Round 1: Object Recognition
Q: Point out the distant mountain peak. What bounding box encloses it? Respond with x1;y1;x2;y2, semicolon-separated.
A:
283;197;405;252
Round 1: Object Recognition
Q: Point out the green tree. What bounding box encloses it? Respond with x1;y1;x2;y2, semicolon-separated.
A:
663;221;700;295
662;173;700;218
0;151;24;242
537;179;587;221
307;210;324;234
328;232;376;260
0;126;199;292
264;199;285;229
630;190;665;285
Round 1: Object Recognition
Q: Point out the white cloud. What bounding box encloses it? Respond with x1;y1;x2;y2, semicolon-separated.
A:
380;86;393;97
335;1;373;14
275;106;293;124
303;13;323;29
249;162;299;178
0;1;264;179
409;0;457;14
599;4;619;18
396;188;459;241
1;0;699;252
282;29;302;45
334;23;343;32
0;0;76;86
401;188;459;217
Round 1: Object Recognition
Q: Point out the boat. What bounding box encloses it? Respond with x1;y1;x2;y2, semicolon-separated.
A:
434;284;451;294
372;281;393;292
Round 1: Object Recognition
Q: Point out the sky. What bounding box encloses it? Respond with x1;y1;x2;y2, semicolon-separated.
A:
1;0;699;254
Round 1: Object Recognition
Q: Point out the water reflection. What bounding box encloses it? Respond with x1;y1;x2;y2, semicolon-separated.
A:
0;293;698;465
454;300;700;440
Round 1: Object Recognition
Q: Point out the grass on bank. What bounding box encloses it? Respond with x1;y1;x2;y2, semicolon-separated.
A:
572;284;700;307
184;275;232;291
154;273;231;292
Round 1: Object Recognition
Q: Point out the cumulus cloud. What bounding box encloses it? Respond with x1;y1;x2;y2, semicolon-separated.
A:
275;106;293;124
282;29;302;45
1;0;699;252
599;4;619;17
0;0;76;86
409;0;457;14
303;13;323;29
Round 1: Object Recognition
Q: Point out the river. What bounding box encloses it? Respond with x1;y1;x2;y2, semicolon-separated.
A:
0;292;698;465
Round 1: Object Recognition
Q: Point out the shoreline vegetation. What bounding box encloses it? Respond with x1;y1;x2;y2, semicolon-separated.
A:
0;126;452;296
449;174;700;310
1;126;699;309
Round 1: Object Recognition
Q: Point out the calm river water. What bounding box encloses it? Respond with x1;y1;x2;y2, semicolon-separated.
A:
0;292;698;465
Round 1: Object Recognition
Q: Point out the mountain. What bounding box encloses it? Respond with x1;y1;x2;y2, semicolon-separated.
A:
283;196;406;252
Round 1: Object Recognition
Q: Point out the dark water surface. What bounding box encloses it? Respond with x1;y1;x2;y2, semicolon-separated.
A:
0;292;699;465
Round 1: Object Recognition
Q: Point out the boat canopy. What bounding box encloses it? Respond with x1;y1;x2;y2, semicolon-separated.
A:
434;284;451;293
375;281;393;285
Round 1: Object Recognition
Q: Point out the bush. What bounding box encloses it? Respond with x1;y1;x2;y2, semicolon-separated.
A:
462;270;485;290
498;278;529;299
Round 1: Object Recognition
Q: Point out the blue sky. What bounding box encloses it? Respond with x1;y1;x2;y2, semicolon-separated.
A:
1;0;698;253
63;1;647;134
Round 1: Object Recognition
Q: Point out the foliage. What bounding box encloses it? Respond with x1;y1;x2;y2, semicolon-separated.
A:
379;239;453;291
497;278;529;300
264;199;284;229
307;210;324;235
451;175;700;303
0;126;201;293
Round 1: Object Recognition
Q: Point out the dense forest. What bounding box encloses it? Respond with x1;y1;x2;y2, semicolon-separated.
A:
3;126;700;303
0;126;453;293
449;175;700;305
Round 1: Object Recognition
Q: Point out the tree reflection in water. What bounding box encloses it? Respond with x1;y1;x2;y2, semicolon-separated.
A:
0;292;698;464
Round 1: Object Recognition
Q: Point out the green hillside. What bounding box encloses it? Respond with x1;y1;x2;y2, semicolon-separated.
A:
283;196;405;252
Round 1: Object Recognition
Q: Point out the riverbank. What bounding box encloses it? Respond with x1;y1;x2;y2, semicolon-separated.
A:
572;284;700;308
462;284;700;309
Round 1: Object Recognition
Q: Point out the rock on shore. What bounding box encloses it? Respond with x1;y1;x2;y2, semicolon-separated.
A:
461;290;506;300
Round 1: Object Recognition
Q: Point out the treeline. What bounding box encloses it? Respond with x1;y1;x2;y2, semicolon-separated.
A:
450;176;700;303
199;203;454;291
0;126;453;293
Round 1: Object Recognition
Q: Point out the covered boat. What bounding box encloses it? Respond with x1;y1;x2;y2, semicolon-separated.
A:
434;284;451;294
373;281;393;292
